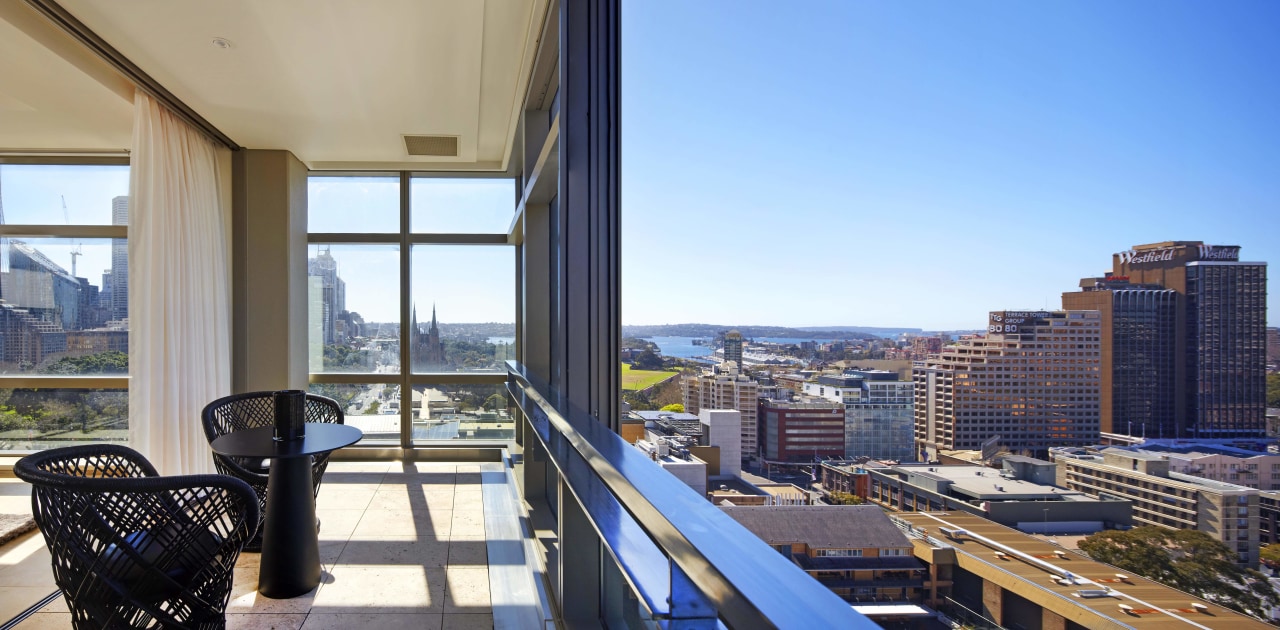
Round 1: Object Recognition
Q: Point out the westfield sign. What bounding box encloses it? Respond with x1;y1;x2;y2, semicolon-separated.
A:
1117;248;1175;265
1197;244;1240;261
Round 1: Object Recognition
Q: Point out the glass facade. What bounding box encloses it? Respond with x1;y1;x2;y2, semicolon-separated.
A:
0;163;129;452
1186;262;1269;437
1110;289;1178;439
306;174;515;444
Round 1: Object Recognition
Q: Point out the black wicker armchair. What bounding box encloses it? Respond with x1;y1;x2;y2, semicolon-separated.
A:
200;392;344;550
15;444;259;630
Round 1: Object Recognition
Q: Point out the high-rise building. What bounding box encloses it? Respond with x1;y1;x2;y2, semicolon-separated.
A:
1108;242;1268;438
110;196;128;322
682;362;759;461
722;330;743;367
909;335;943;361
914;310;1101;461
1268;327;1280;365
1063;275;1178;438
306;245;346;345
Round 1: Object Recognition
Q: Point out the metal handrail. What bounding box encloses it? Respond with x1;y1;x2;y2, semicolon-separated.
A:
507;361;875;629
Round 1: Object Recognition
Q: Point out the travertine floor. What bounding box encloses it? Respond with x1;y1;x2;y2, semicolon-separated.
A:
0;460;530;629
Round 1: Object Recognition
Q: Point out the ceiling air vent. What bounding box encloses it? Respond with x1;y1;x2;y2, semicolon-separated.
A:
403;134;459;157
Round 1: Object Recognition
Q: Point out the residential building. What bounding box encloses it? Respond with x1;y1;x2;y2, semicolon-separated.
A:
909;335;943;361
1110;242;1268;438
1063;275;1178;438
722;506;927;608
683;363;759;461
915;310;1102;461
1268;327;1280;365
1125;442;1280;491
819;462;871;499
1051;446;1260;567
757;397;844;462
722;329;743;368
864;459;1131;533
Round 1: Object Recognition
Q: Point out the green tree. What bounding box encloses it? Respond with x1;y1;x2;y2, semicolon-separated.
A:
1079;526;1279;619
367;400;381;414
659;403;684;413
41;351;128;375
483;393;506;411
1261;544;1280;569
632;348;664;370
827;491;864;505
1267;373;1280;408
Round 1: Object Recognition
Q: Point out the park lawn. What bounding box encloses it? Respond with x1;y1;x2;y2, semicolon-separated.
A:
621;363;678;391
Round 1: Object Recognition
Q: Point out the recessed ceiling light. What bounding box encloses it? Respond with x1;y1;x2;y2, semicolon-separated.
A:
211;37;232;50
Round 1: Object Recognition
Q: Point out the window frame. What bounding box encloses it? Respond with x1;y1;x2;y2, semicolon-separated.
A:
307;170;517;449
0;156;131;452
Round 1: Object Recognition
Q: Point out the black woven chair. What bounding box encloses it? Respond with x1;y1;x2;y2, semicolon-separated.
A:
15;444;259;630
200;392;344;551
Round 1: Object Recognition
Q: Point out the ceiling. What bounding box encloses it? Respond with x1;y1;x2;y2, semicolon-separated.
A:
0;2;133;152
4;0;545;171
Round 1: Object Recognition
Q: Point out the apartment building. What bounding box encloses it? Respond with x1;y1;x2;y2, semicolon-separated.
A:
1051;446;1259;567
682;363;759;462
915;310;1102;460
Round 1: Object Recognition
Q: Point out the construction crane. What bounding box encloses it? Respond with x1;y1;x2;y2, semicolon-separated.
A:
63;195;83;277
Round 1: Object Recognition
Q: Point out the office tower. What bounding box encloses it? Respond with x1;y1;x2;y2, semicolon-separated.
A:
722;330;743;367
757;397;845;462
804;371;915;462
914;310;1101;461
683;362;759;462
1110;242;1268;438
1063;276;1178;438
306;245;346;345
110;196;128;321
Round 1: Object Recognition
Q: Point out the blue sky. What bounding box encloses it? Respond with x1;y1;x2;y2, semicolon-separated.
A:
621;1;1279;329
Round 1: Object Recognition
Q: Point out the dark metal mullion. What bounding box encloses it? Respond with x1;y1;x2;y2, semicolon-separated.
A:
399;172;412;449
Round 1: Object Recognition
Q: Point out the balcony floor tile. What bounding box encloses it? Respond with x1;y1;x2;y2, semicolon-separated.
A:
0;459;547;629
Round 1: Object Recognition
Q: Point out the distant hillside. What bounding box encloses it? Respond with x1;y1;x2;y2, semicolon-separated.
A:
797;326;923;338
622;324;878;341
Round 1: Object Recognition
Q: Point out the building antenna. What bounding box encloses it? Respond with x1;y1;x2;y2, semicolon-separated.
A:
64;196;83;277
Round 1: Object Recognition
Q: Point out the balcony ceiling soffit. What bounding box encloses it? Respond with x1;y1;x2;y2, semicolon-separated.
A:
55;0;542;171
0;2;133;151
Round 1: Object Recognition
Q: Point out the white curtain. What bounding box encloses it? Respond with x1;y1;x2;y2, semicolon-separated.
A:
128;91;232;476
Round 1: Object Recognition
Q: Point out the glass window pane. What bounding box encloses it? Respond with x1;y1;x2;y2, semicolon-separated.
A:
308;176;400;233
310;383;400;446
410;246;514;373
0;239;126;374
411;384;513;441
410;178;514;234
0;164;129;225
308;244;400;374
0;389;127;451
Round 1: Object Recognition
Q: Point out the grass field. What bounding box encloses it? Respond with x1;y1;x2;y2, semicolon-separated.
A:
621;363;678;391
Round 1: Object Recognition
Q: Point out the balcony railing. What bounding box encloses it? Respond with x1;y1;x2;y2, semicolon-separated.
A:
506;361;875;628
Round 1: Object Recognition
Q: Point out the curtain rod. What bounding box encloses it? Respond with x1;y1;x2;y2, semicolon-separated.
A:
23;0;242;151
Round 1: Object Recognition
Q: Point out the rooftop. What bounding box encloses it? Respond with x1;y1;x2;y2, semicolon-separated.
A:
893;512;1271;629
721;505;911;550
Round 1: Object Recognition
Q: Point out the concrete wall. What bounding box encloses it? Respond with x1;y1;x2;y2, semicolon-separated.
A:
700;409;741;476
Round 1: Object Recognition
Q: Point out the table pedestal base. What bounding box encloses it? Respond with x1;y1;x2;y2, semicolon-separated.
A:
258;456;320;598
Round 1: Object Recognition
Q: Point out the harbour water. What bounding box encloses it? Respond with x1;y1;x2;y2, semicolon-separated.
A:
643;336;715;360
